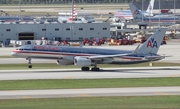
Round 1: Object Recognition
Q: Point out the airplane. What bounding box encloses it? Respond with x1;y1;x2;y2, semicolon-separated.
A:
114;0;154;21
129;3;180;23
0;16;20;22
0;16;35;22
58;1;78;22
58;5;95;23
11;28;168;71
58;16;95;23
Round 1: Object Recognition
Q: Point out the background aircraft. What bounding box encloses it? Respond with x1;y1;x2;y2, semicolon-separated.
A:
58;4;95;23
114;0;154;21
0;16;35;22
11;28;167;71
129;3;179;23
0;16;19;22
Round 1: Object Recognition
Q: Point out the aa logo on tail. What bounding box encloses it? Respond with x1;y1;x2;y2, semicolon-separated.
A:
146;38;158;48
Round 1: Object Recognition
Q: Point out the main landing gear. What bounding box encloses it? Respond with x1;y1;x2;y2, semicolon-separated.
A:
91;67;100;71
26;58;32;68
81;63;100;71
81;67;89;71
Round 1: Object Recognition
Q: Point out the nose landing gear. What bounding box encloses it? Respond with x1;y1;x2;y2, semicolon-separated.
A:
28;65;32;68
26;58;32;68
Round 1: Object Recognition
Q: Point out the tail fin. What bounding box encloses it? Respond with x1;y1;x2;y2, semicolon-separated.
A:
129;3;144;19
136;28;167;54
146;0;155;15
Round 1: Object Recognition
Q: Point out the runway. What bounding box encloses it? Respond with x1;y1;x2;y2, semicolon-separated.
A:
0;67;180;80
0;87;180;99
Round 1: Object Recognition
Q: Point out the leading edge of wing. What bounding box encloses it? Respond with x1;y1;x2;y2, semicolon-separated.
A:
87;44;140;60
88;54;170;61
88;53;130;60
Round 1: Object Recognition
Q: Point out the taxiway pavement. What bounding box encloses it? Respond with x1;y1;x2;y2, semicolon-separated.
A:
0;87;180;99
0;67;180;80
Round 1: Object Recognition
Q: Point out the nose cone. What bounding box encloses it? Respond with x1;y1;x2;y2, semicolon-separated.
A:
11;50;17;56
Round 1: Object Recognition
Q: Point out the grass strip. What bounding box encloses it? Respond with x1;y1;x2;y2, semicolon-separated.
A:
0;96;180;109
0;77;180;90
0;56;15;58
0;62;180;70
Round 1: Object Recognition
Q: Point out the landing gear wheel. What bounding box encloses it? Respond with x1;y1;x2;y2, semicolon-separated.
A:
91;68;100;71
91;63;100;71
28;65;32;68
27;57;32;69
91;68;95;71
81;67;90;71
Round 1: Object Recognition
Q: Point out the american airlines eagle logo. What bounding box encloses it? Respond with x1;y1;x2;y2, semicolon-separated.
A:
133;9;140;15
148;5;152;10
146;38;158;48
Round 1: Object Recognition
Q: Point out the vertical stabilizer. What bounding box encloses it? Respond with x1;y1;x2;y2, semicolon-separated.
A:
146;0;155;15
129;3;144;19
137;28;167;54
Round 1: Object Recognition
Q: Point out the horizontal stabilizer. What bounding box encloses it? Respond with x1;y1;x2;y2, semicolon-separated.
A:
145;56;166;60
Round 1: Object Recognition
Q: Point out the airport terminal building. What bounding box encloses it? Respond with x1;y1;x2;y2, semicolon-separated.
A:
0;21;110;42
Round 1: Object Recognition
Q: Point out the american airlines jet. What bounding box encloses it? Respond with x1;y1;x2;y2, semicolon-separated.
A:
11;28;167;71
129;3;180;23
114;0;154;20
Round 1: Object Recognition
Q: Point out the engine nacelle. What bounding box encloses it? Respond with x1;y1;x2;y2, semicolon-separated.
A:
56;59;73;65
74;57;92;67
115;18;120;22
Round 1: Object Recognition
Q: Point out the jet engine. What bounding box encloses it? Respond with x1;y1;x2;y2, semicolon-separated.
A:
56;59;73;65
115;18;120;22
74;57;92;67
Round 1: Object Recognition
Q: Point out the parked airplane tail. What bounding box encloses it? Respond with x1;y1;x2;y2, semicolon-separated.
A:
146;0;154;15
129;3;144;19
136;28;167;54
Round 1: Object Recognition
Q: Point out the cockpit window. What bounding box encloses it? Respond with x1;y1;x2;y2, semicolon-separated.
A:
16;47;23;50
15;45;32;51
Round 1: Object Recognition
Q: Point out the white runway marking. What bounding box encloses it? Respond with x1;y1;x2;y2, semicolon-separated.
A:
0;87;180;99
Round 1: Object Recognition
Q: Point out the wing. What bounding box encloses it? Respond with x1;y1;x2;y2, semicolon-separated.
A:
88;53;130;60
87;45;140;60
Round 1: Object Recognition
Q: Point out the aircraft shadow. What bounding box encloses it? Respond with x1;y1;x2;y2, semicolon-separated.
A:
98;68;180;73
33;68;180;74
